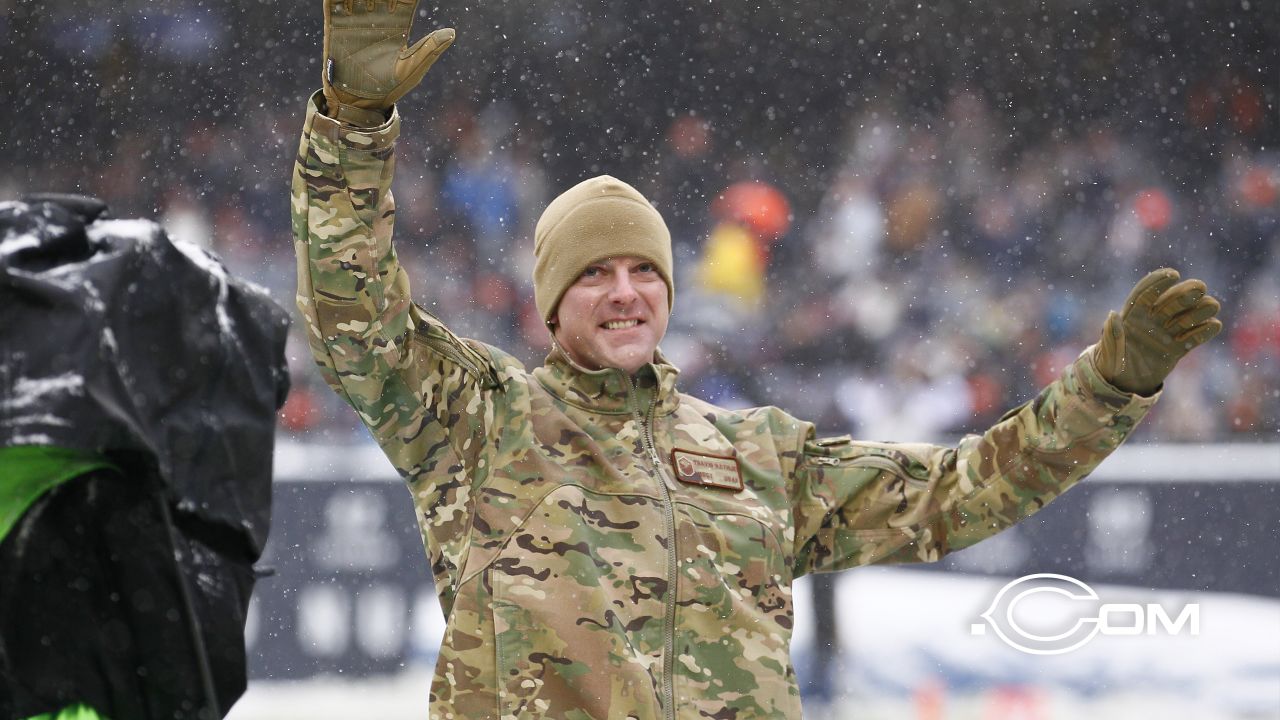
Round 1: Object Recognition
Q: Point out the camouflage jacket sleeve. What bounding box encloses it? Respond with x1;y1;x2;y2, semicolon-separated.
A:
789;348;1158;575
290;93;499;532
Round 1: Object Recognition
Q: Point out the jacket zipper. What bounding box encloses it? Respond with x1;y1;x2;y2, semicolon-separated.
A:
625;374;678;720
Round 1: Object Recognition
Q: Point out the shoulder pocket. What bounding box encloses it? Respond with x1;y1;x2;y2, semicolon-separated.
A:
411;312;504;390
803;436;932;487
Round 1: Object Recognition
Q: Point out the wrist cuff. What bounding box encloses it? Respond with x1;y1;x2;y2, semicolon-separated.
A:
305;90;399;150
333;104;390;128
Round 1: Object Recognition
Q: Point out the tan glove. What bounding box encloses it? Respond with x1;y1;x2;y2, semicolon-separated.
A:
322;0;455;126
1093;268;1223;396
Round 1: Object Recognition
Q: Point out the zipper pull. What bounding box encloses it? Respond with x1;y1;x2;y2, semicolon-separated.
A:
812;455;842;466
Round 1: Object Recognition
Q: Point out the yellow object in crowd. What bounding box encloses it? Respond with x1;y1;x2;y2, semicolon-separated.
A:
698;222;766;306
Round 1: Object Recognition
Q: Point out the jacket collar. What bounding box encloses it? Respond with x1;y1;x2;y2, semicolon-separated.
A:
533;343;681;416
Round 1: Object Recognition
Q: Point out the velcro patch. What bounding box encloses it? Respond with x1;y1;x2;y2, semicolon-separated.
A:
671;449;743;491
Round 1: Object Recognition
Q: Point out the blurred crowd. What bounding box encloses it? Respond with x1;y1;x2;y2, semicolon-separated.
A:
3;0;1275;444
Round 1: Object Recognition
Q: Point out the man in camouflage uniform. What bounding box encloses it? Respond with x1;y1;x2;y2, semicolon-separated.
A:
291;2;1223;717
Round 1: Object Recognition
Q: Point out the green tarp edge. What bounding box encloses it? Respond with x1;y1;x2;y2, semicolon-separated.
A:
0;446;118;544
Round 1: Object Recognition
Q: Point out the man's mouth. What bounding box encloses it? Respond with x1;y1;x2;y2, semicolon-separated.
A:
601;319;642;330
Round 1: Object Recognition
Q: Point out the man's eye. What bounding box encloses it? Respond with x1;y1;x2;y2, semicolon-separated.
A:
636;263;654;273
581;267;601;278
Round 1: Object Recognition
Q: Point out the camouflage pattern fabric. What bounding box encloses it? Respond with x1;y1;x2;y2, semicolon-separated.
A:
291;93;1158;719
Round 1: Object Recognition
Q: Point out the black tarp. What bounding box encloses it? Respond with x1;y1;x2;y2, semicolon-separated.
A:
0;195;291;719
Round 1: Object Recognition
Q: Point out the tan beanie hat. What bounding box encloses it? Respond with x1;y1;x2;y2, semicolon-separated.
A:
533;175;674;324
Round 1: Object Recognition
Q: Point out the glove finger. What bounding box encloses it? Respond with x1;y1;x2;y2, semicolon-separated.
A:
1165;295;1220;331
1174;318;1223;347
400;27;454;74
1094;310;1124;378
409;27;456;61
1152;278;1207;318
386;28;454;103
1122;268;1181;314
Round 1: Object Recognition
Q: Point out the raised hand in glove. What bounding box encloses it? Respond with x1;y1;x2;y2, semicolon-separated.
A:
322;0;455;126
1093;268;1223;396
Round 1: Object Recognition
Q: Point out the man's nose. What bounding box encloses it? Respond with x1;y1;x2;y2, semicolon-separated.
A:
608;272;639;304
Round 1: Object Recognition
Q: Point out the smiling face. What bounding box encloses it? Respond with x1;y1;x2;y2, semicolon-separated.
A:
551;255;670;375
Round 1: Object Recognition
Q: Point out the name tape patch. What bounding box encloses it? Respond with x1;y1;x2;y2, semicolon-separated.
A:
671;449;743;491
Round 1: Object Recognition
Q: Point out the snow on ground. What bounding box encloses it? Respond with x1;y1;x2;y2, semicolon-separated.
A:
228;567;1280;720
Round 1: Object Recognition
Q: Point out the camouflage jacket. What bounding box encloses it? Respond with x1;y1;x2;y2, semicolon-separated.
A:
291;95;1158;719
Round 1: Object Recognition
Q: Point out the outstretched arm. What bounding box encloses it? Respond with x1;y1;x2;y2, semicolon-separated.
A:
790;269;1222;574
291;1;493;605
